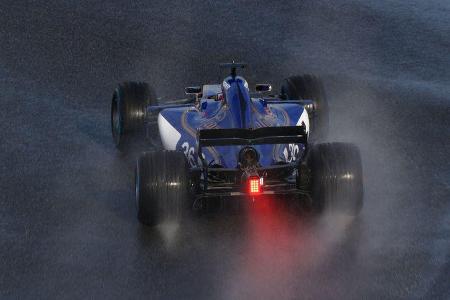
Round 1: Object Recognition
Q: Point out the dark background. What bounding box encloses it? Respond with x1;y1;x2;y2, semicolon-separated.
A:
1;0;449;299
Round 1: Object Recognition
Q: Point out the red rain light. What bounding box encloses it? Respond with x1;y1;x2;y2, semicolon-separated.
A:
248;176;261;194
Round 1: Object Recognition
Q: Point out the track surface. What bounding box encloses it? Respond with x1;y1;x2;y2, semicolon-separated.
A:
1;1;449;299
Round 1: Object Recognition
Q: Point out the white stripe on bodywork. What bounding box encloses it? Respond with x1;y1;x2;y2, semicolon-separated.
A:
296;108;309;135
158;113;181;150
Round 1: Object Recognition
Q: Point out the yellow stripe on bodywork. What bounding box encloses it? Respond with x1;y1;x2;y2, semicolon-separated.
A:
181;110;221;164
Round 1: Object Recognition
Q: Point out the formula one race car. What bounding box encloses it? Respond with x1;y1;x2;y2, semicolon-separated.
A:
111;63;363;226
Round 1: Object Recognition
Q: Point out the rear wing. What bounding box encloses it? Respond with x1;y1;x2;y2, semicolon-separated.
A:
198;125;307;149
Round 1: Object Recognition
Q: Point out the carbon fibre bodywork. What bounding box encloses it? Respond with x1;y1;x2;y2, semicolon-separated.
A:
156;76;310;169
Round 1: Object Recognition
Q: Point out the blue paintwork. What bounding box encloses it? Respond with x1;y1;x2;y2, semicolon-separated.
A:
159;77;307;168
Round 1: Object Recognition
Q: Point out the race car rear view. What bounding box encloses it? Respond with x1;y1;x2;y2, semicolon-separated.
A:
111;63;363;226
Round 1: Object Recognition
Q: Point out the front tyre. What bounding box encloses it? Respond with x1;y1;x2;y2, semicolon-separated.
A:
281;75;329;140
135;151;190;226
308;142;363;216
111;81;157;150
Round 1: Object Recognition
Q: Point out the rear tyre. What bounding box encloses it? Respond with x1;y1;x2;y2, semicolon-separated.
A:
111;81;157;150
281;75;329;140
135;151;190;226
307;142;363;216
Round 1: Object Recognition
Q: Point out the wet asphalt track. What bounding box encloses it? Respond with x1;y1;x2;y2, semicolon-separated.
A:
1;0;450;299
